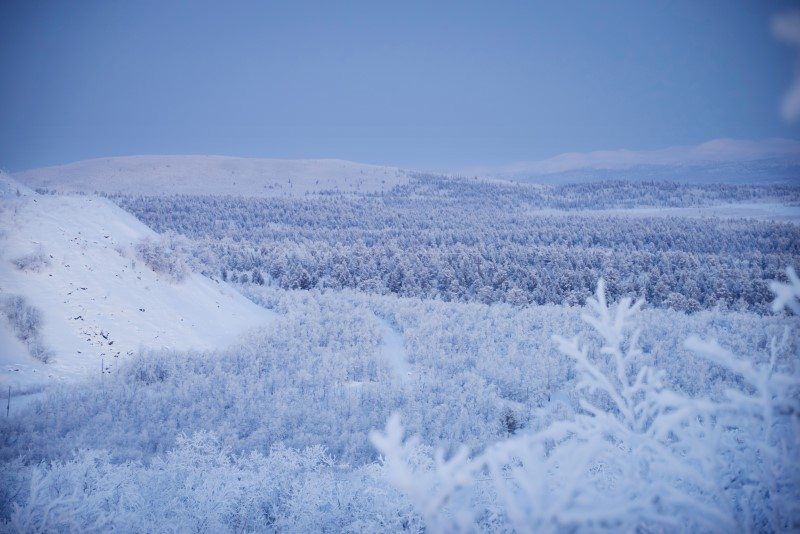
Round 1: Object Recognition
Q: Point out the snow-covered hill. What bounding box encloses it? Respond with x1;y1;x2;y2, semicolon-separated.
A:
13;155;411;197
0;176;273;391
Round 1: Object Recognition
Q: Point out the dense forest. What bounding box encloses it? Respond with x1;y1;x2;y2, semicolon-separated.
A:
109;177;800;313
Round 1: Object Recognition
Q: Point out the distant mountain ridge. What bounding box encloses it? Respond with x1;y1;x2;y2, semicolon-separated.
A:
511;158;800;184
461;138;800;184
14;155;410;197
12;139;800;194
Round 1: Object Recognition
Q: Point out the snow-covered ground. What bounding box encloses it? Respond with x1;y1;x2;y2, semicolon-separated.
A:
13;155;410;197
0;176;273;391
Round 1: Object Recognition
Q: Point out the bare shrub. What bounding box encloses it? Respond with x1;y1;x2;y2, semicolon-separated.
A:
1;295;41;341
27;338;53;364
0;294;52;363
12;248;50;273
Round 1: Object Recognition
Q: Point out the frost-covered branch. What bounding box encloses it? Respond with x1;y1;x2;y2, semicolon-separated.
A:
371;279;735;532
683;266;800;531
770;266;800;315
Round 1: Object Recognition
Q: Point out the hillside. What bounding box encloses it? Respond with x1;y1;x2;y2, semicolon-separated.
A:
0;176;273;392
13;155;411;197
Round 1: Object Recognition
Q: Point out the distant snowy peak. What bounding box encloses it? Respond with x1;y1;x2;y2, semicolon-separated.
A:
14;155;411;197
463;138;800;183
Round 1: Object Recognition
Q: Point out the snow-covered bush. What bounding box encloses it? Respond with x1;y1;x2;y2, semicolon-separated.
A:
135;231;190;282
372;281;731;531
3;432;419;532
770;265;800;315
371;274;799;531
1;294;41;341
0;294;52;363
11;248;50;272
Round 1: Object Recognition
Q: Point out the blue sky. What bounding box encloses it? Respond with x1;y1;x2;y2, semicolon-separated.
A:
1;0;799;171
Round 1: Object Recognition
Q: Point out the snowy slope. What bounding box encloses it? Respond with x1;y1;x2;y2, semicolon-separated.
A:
14;155;411;197
0;176;274;390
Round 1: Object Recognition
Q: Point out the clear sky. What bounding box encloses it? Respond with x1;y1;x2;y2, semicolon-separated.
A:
1;0;799;171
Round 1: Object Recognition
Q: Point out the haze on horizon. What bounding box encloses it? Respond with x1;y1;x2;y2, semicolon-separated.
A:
2;0;800;172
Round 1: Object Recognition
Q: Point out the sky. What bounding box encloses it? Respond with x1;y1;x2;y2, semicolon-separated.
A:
1;0;799;172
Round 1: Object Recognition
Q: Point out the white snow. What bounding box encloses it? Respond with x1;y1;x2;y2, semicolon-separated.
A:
0;175;274;391
14;155;410;197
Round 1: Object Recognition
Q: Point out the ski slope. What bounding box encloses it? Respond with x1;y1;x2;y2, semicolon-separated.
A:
0;176;274;391
14;155;411;197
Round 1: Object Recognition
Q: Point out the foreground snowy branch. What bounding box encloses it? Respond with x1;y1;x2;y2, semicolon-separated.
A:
685;267;800;530
372;271;800;532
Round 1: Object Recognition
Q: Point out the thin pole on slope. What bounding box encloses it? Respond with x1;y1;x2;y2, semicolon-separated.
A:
6;386;9;417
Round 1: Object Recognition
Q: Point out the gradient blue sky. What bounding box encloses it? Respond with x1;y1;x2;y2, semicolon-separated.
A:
1;0;799;171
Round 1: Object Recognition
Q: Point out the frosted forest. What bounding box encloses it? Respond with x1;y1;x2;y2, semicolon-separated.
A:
3;1;800;532
2;176;800;532
107;178;800;313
